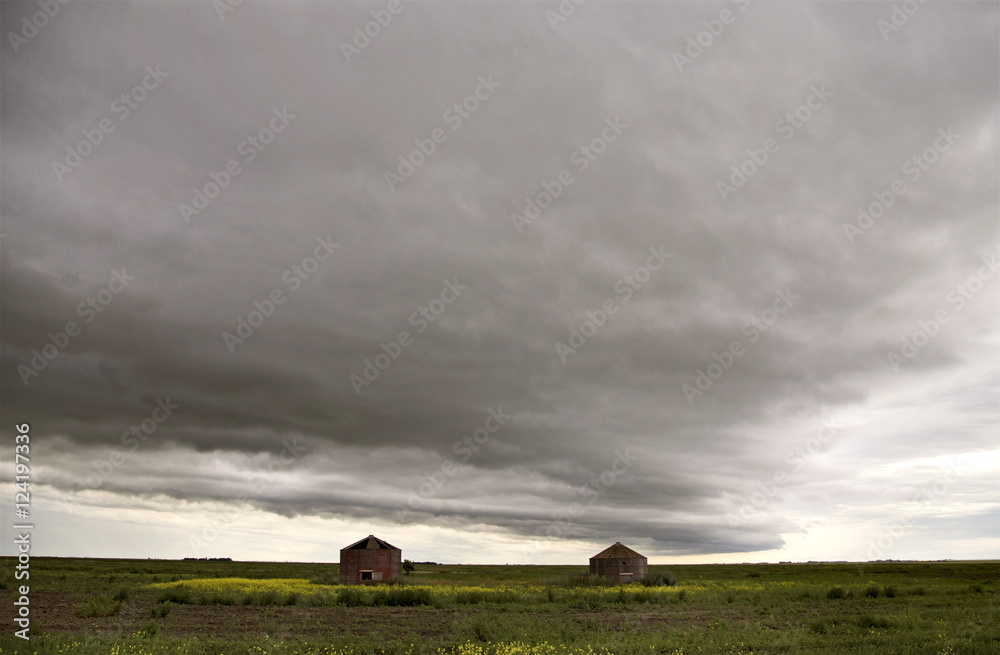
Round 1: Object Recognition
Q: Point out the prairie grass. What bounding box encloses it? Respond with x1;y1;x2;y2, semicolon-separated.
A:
1;557;997;654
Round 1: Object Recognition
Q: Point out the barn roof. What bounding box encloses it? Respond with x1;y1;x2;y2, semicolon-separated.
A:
342;534;400;551
591;542;645;559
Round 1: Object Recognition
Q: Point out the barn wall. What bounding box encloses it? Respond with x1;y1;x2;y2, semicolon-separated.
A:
339;548;402;584
589;557;648;581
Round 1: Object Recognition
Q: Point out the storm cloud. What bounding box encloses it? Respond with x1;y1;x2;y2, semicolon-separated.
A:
1;0;997;564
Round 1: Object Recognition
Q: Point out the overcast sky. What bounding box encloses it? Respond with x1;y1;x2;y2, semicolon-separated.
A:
1;0;997;565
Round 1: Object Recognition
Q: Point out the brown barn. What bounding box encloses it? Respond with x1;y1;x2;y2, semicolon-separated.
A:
589;542;648;582
339;535;402;584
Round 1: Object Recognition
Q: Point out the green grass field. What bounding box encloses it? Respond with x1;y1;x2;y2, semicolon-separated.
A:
1;558;997;654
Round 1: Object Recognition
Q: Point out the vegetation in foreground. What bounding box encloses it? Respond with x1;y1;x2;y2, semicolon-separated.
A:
0;558;997;654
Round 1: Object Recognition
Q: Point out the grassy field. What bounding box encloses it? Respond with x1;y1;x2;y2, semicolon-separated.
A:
0;558;997;654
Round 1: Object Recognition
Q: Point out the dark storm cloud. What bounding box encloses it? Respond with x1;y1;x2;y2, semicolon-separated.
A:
1;0;996;559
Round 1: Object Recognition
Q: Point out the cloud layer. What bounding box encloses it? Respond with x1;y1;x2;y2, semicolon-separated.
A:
1;0;997;563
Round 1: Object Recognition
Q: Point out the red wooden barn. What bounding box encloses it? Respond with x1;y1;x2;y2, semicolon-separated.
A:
339;534;402;584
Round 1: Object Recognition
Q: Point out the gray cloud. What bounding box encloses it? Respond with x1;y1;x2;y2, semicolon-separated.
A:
1;0;997;562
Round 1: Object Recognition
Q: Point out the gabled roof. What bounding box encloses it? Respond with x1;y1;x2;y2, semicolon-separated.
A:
591;542;645;559
342;534;400;551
